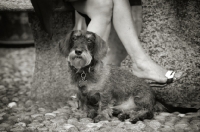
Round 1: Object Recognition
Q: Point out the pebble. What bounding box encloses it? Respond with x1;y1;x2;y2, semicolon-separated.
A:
24;100;32;108
82;128;96;132
125;124;142;131
136;121;146;130
0;85;6;94
37;127;49;131
63;124;79;131
159;112;172;117
14;122;26;127
2;97;9;104
110;120;121;126
148;120;162;130
174;123;189;130
8;102;17;108
158;126;175;132
178;114;185;117
10;127;25;132
144;125;155;132
0;123;10;131
38;107;46;113
12;97;19;102
28;121;44;128
42;120;51;126
79;118;93;124
45;113;56;119
86;123;103;128
117;122;126;128
68;118;79;124
110;127;127;132
165;116;179;126
50;117;66;125
154;115;166;123
31;114;43;119
98;127;113;132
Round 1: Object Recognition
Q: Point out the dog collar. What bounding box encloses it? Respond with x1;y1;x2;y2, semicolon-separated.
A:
70;64;94;74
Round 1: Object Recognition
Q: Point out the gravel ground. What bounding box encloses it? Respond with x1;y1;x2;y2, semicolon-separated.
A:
0;47;199;131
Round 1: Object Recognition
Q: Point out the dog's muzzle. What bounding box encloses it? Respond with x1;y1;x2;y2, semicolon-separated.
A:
68;50;92;69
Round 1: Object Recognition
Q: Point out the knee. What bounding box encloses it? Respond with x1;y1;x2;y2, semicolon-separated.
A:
92;0;113;22
100;0;113;16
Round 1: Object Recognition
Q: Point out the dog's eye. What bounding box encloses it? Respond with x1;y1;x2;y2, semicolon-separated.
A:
87;39;93;43
87;42;94;51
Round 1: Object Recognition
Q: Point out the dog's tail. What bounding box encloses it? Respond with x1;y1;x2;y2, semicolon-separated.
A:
154;101;168;112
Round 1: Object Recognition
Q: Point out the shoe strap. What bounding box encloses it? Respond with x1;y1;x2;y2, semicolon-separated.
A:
165;70;175;79
165;70;175;84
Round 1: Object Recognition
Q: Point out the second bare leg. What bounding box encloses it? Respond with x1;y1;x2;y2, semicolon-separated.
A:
105;5;143;66
112;0;182;82
71;0;113;41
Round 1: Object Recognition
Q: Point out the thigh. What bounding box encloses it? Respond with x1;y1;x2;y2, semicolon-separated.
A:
71;0;113;17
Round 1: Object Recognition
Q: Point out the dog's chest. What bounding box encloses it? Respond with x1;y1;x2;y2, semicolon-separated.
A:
78;80;88;88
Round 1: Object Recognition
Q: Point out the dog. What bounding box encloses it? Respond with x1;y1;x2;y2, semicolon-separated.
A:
59;30;164;123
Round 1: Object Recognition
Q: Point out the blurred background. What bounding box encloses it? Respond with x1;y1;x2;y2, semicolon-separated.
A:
0;11;34;47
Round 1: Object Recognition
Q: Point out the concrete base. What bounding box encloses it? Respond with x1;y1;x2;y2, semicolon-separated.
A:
122;0;200;108
29;11;75;109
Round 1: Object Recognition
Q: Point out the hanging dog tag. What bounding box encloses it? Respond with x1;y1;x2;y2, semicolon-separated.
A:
81;71;86;81
79;71;87;87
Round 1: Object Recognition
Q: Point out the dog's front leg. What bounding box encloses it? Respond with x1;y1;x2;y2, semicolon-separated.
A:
77;93;88;111
94;93;113;123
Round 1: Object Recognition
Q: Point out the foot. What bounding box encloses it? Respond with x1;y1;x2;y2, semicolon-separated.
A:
131;57;183;83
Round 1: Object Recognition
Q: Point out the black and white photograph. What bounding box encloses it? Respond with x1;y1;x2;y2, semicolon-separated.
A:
0;0;199;131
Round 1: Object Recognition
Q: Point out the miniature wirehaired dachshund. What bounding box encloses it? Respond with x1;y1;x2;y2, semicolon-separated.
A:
59;30;164;123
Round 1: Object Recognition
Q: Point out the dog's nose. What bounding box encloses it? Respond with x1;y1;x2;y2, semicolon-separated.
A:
75;50;82;55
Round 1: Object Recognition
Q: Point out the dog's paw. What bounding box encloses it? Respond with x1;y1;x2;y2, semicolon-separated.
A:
87;109;97;119
129;118;139;124
94;114;107;123
117;113;129;121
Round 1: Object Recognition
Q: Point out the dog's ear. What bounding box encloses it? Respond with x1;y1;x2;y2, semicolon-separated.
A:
59;31;74;57
93;34;108;60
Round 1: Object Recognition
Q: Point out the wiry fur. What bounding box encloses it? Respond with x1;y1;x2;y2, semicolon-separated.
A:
59;30;164;123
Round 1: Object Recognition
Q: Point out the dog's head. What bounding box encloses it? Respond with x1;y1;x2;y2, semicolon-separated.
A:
59;30;108;69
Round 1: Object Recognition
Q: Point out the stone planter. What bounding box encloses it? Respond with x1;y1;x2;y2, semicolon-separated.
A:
0;11;34;44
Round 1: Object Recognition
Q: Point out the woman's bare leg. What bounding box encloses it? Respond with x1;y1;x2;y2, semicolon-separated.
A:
73;11;87;30
105;5;143;66
112;0;182;82
131;5;142;36
71;0;113;41
104;24;127;66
